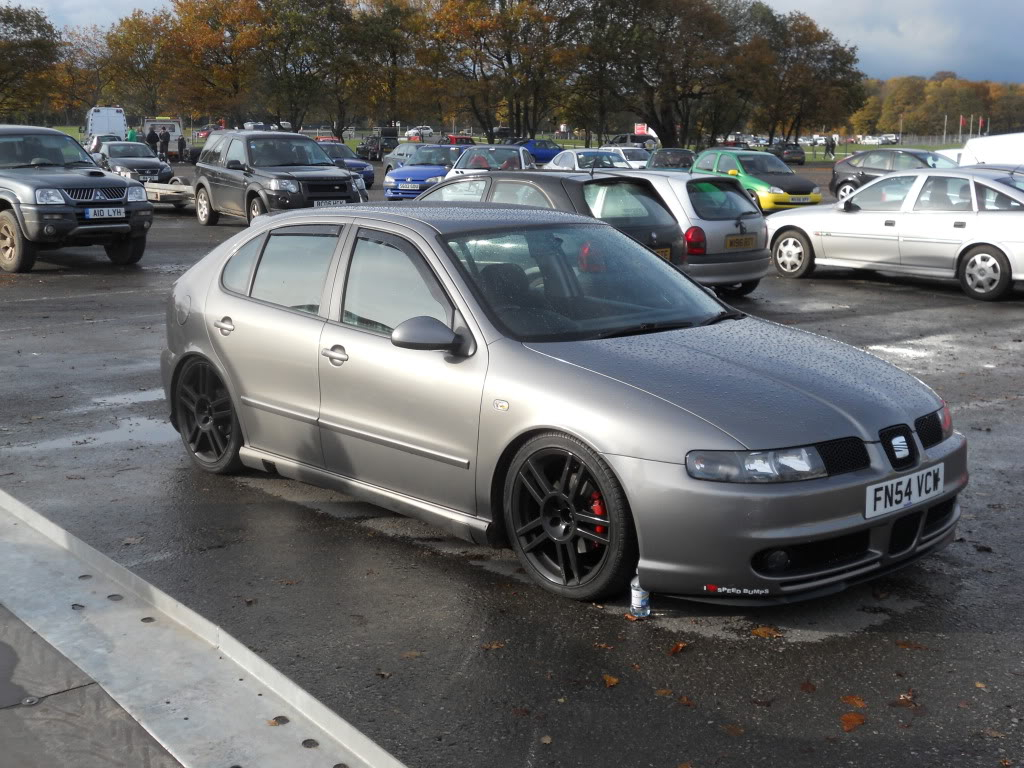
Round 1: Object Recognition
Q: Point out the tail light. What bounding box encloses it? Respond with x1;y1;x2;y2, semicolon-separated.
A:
684;226;706;255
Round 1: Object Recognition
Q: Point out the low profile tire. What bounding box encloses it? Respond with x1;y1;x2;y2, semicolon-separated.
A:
773;230;815;278
504;432;638;601
195;187;219;226
0;209;37;273
104;236;145;265
836;182;857;201
174;357;243;474
247;195;266;224
959;246;1012;301
718;279;760;297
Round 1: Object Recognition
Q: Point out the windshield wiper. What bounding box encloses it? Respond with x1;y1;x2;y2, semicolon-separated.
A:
696;310;746;327
65;160;96;166
591;320;697;339
10;162;61;168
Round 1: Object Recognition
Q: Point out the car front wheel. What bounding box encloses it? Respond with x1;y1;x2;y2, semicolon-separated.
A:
0;210;37;273
247;195;266;224
504;432;638;601
836;182;857;200
174;357;243;474
959;246;1012;301
773;231;815;278
104;236;145;265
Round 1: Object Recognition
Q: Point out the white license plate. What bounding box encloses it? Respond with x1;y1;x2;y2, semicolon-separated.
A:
865;464;944;519
84;207;125;219
398;183;420;190
313;200;345;207
140;176;157;182
789;196;811;203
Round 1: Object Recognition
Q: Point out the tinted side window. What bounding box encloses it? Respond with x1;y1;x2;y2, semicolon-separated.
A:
250;225;339;314
199;135;225;165
717;154;738;173
913;177;972;211
695;153;717;171
892;152;925;171
582;181;676;227
491;182;553;208
342;232;451;334
224;139;246;166
860;151;891;170
976;183;1023;211
221;234;264;294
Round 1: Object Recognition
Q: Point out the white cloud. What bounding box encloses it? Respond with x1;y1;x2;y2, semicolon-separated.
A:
28;0;169;30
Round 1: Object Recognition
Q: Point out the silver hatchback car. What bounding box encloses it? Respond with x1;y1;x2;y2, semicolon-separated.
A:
163;203;968;603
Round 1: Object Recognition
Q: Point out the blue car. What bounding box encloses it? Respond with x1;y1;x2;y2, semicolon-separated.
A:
507;138;563;164
318;141;375;189
384;144;467;200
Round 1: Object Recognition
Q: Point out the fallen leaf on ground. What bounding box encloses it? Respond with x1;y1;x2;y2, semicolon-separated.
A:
401;650;423;659
556;697;566;704
975;682;988;690
623;613;639;622
540;735;552;745
677;763;693;768
630;663;641;671
841;695;867;709
751;698;774;707
895;640;927;650
800;680;817;693
602;674;620;688
275;579;300;585
889;689;918;708
957;700;970;709
668;641;688;655
721;723;744;737
677;696;696;708
375;670;392;679
982;728;1006;739
999;760;1011;767
593;642;614;649
840;712;866;732
480;641;505;650
655;688;673;696
511;706;530;717
751;625;784;639
266;719;279;726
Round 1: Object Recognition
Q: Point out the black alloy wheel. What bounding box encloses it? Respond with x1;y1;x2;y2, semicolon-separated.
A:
174;358;242;474
505;433;637;600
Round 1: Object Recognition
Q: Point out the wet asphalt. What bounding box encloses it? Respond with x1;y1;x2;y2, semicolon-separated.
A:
1;166;1023;768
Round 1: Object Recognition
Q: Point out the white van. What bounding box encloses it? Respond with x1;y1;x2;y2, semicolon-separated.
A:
957;132;1024;166
83;106;128;145
142;117;186;158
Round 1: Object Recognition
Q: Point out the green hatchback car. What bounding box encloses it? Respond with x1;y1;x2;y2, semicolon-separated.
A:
691;149;821;212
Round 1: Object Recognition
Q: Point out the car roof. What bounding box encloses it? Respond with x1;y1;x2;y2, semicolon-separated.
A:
208;130;304;138
103;141;148;146
850;147;935;156
262;201;597;235
463;144;521;150
0;125;70;137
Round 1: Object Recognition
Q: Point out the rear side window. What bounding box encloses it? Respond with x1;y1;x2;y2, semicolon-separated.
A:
913;177;972;211
249;225;339;314
686;180;759;220
422;178;488;202
695;153;717;171
221;235;264;294
491;181;552;208
892;153;925;171
859;152;891;170
976;183;1023;211
199;135;225;164
717;154;738;173
582;181;676;227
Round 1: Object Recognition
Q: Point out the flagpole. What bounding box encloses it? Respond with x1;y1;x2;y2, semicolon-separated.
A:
970;114;974;139
943;114;947;144
958;115;962;143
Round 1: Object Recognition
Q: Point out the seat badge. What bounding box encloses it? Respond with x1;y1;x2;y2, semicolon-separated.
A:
891;435;910;459
493;399;509;412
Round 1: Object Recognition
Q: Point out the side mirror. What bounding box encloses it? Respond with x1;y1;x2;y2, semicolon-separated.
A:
841;198;855;211
334;159;346;168
727;169;739;176
90;153;104;163
391;316;460;352
225;159;244;171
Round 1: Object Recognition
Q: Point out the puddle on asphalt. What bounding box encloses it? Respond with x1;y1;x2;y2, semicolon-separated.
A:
91;390;165;407
7;417;176;453
0;641;29;708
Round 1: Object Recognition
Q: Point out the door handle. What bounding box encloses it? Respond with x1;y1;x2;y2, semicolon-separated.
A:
953;221;966;228
884;220;895;227
321;345;349;366
213;317;234;335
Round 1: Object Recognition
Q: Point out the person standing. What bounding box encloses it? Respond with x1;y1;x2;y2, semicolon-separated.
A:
146;126;159;154
824;136;835;160
127;126;138;143
176;134;187;163
158;128;170;159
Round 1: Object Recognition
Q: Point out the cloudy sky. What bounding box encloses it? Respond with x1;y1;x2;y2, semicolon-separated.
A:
28;0;1022;83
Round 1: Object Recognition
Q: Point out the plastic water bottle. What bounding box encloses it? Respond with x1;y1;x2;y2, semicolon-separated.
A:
630;574;650;618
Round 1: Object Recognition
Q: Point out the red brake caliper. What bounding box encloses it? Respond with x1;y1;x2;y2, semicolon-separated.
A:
590;491;606;546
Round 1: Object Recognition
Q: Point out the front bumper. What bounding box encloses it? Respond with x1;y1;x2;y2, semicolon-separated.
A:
758;192;822;211
604;431;968;603
683;248;771;285
264;189;366;210
384;182;432;200
19;202;153;245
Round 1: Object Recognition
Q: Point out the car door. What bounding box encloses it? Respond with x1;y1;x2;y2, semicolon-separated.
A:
419;177;490;202
899;175;975;270
692;152;718;176
821;175;917;265
317;226;486;512
852;150;892;187
219;138;248;216
207;223;345;468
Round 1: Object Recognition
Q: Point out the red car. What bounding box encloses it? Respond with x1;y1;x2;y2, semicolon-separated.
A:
195;123;221;140
436;134;476;145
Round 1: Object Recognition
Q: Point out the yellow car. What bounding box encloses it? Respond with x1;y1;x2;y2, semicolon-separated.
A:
692;149;822;211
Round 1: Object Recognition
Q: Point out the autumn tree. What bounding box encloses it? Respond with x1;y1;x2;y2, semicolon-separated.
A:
106;12;171;118
0;3;61;118
49;27;114;123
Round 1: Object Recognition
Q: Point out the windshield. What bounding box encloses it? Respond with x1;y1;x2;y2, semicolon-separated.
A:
247;137;333;167
577;152;630;169
458;147;524;170
738;153;793;175
686;179;760;220
444;224;723;342
0;133;95;168
621;148;651;162
648;149;693;168
106;143;156;159
320;143;357;160
408;145;462;166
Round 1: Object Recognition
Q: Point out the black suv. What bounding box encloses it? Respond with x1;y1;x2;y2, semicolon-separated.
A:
0;125;152;272
193;131;367;226
356;135;399;162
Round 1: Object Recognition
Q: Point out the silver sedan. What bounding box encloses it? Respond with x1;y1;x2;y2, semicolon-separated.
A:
767;166;1024;300
162;203;968;603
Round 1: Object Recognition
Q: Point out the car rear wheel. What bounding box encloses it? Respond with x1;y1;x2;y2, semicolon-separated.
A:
174;357;243;474
0;210;37;273
773;231;815;278
959;246;1012;301
836;182;857;200
104;236;145;265
247;195;266;224
504;432;637;601
718;280;760;297
195;187;219;226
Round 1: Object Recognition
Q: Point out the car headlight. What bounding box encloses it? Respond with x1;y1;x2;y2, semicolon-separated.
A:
424;176;443;184
769;186;784;194
127;186;147;202
110;165;130;174
686;446;827;483
812;186;821;195
384;177;397;187
35;188;64;205
269;179;299;193
352;176;365;190
939;401;954;441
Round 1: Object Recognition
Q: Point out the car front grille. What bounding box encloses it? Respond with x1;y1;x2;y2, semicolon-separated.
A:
63;187;125;202
879;424;917;470
304;181;350;196
815;437;870;476
915;411;943;449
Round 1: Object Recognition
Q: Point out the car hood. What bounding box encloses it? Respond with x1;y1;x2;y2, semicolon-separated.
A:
1;167;127;187
389;165;450;181
341;159;372;172
107;158;165;171
749;173;817;194
256;166;356;180
527;318;939;449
